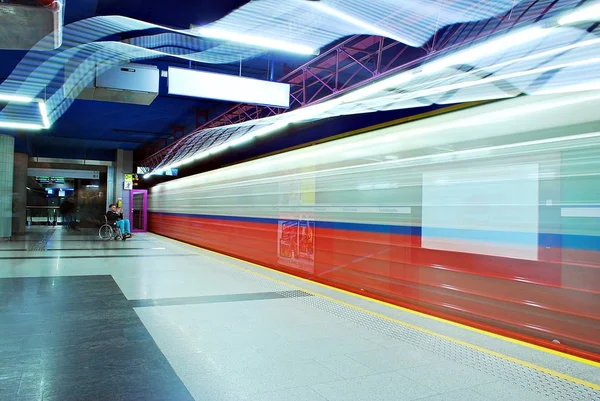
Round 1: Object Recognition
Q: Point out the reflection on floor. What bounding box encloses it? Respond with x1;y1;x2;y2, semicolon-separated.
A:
0;227;598;401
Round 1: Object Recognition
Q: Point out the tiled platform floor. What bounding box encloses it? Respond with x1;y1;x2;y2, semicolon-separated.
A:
0;227;598;401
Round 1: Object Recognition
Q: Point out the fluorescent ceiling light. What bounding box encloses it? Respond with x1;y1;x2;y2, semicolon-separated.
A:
559;2;600;25
195;27;316;55
372;55;600;106
145;22;600;177
0;93;34;103
423;26;549;74
0;94;51;129
146;48;600;177
38;102;50;129
342;25;598;104
341;71;415;103
309;2;403;43
472;37;600;74
0;121;44;130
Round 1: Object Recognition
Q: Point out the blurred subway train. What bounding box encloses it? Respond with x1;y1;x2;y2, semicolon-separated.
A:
148;91;600;360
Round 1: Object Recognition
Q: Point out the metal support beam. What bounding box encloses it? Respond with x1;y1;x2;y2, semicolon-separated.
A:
139;0;570;171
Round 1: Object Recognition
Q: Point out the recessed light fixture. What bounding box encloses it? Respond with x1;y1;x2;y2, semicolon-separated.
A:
194;27;317;55
0;95;51;130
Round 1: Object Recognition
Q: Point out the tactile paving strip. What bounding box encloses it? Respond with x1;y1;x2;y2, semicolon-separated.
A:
232;261;600;401
27;228;56;251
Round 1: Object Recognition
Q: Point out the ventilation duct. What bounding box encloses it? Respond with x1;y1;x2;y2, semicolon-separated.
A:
0;0;64;50
76;63;160;106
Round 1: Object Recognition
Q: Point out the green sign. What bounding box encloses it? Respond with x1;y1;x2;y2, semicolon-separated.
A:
124;174;134;190
36;176;64;184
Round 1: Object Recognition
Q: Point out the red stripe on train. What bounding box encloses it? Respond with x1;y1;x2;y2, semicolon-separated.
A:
149;213;600;362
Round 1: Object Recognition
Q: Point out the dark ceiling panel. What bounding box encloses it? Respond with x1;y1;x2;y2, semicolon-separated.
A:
95;0;250;28
64;0;99;24
0;0;290;159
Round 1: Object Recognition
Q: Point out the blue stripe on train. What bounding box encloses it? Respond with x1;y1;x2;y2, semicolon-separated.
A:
150;212;600;252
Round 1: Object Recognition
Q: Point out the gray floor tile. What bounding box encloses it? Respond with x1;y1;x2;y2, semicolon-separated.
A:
414;388;494;401
153;326;293;354
396;361;500;393
251;386;328;401
312;372;439;401
357;332;412;349
314;354;377;379
167;347;274;376
272;322;358;342
255;335;381;362
2;229;599;401
246;360;344;390
183;360;342;396
346;343;448;373
0;338;22;352
13;395;43;401
471;380;556;401
180;377;251;401
0;375;21;399
0;274;194;401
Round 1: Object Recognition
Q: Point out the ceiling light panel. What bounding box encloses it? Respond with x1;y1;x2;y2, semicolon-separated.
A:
0;101;47;130
0;0;561;129
145;21;600;175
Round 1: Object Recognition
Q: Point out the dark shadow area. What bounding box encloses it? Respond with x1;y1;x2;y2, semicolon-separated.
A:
0;275;194;401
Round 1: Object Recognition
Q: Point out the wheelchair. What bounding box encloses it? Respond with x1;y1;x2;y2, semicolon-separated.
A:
98;216;123;241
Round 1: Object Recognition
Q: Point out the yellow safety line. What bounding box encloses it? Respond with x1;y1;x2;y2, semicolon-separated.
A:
154;234;600;390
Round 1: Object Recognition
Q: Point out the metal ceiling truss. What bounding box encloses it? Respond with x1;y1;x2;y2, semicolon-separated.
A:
139;0;582;171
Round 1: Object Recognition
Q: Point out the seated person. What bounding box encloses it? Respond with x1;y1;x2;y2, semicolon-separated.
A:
106;204;132;239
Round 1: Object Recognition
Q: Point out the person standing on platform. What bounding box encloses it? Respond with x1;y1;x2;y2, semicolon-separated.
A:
61;197;78;230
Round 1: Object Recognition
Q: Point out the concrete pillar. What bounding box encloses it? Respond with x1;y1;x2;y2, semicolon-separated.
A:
0;135;15;239
106;165;114;212
12;153;28;236
114;149;133;220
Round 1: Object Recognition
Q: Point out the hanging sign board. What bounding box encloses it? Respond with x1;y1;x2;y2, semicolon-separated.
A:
168;67;290;108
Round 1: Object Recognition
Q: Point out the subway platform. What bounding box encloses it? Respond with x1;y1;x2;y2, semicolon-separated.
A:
0;227;599;401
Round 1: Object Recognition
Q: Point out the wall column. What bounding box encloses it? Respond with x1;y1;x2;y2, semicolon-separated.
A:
12;153;28;236
0;135;15;239
114;149;133;220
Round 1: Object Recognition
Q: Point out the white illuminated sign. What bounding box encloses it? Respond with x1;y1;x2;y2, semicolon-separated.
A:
168;67;290;108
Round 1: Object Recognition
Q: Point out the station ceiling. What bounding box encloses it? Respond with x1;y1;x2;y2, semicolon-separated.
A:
0;0;308;160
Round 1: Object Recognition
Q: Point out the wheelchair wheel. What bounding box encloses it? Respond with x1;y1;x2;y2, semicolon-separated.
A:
99;224;113;240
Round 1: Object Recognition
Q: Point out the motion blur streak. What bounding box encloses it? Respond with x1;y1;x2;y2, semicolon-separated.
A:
148;91;600;361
